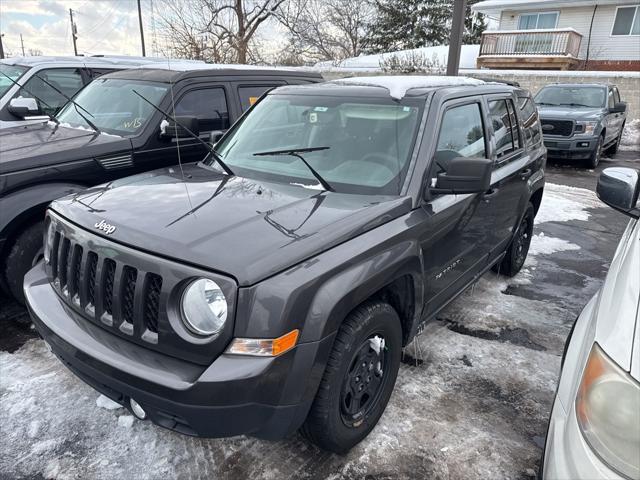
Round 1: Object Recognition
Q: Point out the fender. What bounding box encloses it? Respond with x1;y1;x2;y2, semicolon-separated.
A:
0;182;89;240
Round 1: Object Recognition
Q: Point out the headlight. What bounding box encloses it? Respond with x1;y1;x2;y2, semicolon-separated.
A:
43;219;55;264
180;278;227;336
576;343;640;479
576;121;598;136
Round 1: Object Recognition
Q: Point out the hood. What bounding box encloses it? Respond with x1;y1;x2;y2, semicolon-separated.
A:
0;122;131;173
594;218;640;381
51;163;412;286
537;105;604;121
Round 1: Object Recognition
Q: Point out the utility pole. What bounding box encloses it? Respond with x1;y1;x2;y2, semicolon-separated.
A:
69;9;78;56
0;34;5;59
137;0;146;57
447;0;467;76
20;34;25;56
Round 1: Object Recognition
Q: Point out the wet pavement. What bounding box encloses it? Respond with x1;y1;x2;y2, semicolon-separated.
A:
1;150;638;480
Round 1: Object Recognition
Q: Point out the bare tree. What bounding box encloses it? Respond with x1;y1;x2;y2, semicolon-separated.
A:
277;0;374;63
157;0;285;63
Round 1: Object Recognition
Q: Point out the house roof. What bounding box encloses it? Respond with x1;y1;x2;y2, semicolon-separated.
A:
472;0;638;15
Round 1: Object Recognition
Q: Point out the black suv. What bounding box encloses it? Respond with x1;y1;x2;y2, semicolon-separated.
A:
0;66;321;302
25;77;546;453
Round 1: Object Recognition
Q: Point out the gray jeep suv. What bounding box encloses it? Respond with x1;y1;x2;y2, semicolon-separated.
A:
535;83;627;168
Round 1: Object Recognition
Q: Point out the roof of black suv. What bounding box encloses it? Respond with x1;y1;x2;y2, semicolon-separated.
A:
103;64;322;83
271;75;520;100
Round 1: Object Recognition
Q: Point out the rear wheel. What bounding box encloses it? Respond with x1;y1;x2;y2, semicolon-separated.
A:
3;221;45;304
496;203;534;278
300;301;402;453
587;135;603;169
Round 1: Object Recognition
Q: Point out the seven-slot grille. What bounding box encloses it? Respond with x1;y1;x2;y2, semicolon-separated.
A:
540;119;574;137
48;228;162;344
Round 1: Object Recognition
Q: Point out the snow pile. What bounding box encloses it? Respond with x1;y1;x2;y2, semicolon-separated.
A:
332;76;484;100
96;394;122;410
314;45;480;72
620;119;640;152
535;183;602;224
529;232;580;256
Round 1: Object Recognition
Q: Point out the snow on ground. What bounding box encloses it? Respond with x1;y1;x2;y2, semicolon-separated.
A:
0;167;629;479
620;119;640;152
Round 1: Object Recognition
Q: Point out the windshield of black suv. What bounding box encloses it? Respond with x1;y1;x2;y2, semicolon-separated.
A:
535;86;606;108
0;64;29;98
56;78;168;135
213;93;424;195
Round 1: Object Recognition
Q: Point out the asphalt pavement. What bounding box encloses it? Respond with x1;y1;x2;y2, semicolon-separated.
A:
1;150;638;480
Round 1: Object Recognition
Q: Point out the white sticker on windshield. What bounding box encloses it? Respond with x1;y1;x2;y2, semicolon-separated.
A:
309;112;318;123
314;107;328;112
403;106;411;112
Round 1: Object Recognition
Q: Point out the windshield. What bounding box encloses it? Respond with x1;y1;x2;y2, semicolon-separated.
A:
213;94;423;195
56;78;168;135
535;86;606;108
0;64;29;98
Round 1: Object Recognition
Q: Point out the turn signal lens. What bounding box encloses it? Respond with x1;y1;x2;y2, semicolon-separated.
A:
576;343;640;479
226;329;299;357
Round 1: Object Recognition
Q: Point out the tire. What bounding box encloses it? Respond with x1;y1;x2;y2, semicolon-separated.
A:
300;301;402;453
586;135;603;169
606;123;624;156
497;203;534;278
3;221;45;304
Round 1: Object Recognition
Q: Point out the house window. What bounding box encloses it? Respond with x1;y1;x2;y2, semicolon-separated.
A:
518;12;559;29
612;5;640;36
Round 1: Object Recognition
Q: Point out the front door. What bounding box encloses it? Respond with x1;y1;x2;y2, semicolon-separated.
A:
419;98;496;318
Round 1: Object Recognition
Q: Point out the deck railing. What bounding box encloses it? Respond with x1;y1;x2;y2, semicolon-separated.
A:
479;29;583;57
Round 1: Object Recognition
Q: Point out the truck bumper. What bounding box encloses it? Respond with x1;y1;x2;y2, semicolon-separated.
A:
543;136;598;160
25;263;334;440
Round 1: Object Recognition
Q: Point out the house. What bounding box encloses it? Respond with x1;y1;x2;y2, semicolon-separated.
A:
472;0;640;71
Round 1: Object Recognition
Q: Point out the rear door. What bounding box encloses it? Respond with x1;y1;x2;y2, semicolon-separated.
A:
483;92;533;264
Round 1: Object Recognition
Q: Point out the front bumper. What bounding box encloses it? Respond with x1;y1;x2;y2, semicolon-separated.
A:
25;263;334;440
543;136;598;160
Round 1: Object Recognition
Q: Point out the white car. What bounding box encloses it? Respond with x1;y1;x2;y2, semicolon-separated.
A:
0;56;204;128
542;167;640;479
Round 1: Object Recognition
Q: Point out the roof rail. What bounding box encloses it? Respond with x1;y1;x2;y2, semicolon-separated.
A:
472;76;520;87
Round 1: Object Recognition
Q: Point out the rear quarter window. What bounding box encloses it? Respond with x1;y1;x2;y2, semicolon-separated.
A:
517;94;542;148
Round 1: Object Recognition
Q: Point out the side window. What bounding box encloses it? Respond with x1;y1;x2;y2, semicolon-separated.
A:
433;102;486;174
489;99;521;159
517;94;542;147
16;68;83;116
175;88;230;132
238;85;278;111
608;89;615;108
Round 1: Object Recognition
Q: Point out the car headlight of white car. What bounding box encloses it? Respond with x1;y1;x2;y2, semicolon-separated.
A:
575;121;598;136
576;343;640;479
181;278;228;336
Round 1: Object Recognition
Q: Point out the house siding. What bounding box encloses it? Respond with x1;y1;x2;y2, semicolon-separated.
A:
498;5;640;62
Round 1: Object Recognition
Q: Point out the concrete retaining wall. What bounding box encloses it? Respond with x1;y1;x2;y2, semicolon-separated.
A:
321;70;640;120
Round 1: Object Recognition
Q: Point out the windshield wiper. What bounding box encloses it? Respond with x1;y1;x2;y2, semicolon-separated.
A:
132;89;234;176
253;147;333;192
558;102;592;108
0;70;60;127
536;102;559;106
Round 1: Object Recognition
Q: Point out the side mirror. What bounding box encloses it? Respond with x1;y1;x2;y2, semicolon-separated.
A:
609;102;627;114
596;167;640;219
160;116;199;139
209;131;224;145
430;157;493;195
8;97;40;118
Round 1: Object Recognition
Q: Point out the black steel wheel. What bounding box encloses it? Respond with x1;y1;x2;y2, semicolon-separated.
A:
497;203;535;277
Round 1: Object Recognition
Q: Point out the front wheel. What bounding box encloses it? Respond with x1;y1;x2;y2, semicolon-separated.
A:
300;301;402;453
587;135;603;169
497;203;534;277
3;221;45;304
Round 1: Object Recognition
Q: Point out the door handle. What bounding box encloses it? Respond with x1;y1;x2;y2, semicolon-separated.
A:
520;168;532;179
483;188;499;202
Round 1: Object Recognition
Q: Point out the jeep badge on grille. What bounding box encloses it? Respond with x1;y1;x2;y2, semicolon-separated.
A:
94;220;116;235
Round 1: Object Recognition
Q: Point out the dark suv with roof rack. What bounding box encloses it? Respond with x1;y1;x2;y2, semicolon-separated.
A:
0;66;321;303
25;76;546;453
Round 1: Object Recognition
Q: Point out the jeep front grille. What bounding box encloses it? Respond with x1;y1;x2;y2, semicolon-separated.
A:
48;229;161;344
540;119;573;137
